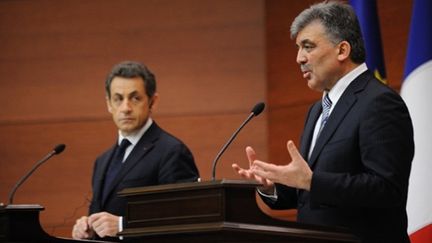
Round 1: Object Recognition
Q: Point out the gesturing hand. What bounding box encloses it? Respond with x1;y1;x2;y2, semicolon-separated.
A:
232;146;274;193
251;140;312;191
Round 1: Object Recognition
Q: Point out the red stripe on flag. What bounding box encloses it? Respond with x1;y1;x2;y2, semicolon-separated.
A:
410;224;432;242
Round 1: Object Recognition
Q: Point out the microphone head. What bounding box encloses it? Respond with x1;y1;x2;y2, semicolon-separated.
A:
53;144;66;154
251;102;265;116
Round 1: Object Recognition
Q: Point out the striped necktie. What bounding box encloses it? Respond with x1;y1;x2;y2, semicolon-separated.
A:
319;93;332;134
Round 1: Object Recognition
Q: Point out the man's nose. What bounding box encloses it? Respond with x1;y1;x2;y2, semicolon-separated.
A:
296;49;307;64
120;99;132;112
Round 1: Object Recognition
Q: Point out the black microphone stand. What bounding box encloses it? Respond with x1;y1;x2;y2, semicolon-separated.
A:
8;144;66;205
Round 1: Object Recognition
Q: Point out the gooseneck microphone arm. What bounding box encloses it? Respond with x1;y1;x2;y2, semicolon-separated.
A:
8;144;66;205
211;102;265;181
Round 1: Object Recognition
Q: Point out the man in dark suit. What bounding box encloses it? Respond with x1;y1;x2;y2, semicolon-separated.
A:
233;2;414;242
72;61;199;241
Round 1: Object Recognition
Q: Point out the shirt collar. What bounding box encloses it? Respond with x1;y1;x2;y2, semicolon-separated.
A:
324;63;367;108
118;118;153;146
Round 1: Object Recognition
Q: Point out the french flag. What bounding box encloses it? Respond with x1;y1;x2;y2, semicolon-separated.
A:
401;0;432;242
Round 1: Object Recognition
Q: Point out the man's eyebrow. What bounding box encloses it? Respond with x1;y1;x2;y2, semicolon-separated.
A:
300;39;313;45
112;93;123;97
127;90;140;98
296;39;313;48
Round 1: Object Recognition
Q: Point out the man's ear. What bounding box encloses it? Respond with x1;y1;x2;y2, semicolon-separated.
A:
149;93;159;111
337;41;351;61
106;96;113;113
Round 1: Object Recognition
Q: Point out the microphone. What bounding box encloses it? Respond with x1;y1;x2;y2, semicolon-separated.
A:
211;102;265;180
8;144;66;205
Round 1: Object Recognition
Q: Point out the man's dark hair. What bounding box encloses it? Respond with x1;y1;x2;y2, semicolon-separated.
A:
290;1;366;64
105;61;156;98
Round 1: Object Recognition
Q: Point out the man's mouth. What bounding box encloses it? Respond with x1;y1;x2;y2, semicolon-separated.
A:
120;118;134;122
302;70;311;79
300;65;311;79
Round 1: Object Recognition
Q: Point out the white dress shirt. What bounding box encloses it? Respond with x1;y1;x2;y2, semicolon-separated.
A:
116;118;153;237
307;63;367;159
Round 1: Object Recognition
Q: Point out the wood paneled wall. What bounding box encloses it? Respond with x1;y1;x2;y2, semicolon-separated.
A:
0;0;267;237
0;0;413;238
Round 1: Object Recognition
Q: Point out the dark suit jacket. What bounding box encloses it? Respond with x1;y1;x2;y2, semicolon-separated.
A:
261;71;414;242
89;122;199;240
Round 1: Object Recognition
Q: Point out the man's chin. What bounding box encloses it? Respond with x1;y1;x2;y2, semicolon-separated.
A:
305;79;324;91
307;80;318;90
119;126;138;136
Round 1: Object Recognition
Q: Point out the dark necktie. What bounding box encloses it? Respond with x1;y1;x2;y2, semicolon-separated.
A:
319;93;332;135
102;139;131;201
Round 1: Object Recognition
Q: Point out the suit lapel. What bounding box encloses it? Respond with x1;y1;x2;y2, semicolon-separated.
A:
308;71;371;168
101;122;161;206
94;144;116;205
300;102;322;160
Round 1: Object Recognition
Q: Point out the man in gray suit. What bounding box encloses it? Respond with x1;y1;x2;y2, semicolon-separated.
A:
233;2;414;242
72;61;199;241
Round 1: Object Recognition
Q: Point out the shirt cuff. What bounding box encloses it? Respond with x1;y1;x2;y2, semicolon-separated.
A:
257;186;278;201
118;216;123;240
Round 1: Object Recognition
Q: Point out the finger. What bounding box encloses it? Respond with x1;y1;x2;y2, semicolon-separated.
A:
252;161;280;182
90;219;104;237
232;163;242;172
88;212;103;226
73;221;89;239
87;214;96;226
77;223;88;233
245;146;257;167
74;230;86;238
262;177;274;187
257;176;275;191
252;166;271;180
232;163;244;174
232;164;250;177
238;169;255;179
92;214;118;238
286;140;302;161
259;176;271;187
75;230;89;239
93;223;109;238
76;217;89;231
253;160;278;173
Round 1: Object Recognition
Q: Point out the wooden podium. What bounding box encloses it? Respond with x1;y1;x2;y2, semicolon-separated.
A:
0;204;108;243
118;180;359;242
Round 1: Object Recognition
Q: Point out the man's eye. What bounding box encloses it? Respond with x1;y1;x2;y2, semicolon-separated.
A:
131;96;141;103
304;45;314;50
113;97;122;105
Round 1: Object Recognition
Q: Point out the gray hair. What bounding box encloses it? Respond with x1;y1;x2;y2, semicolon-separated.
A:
290;1;365;63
